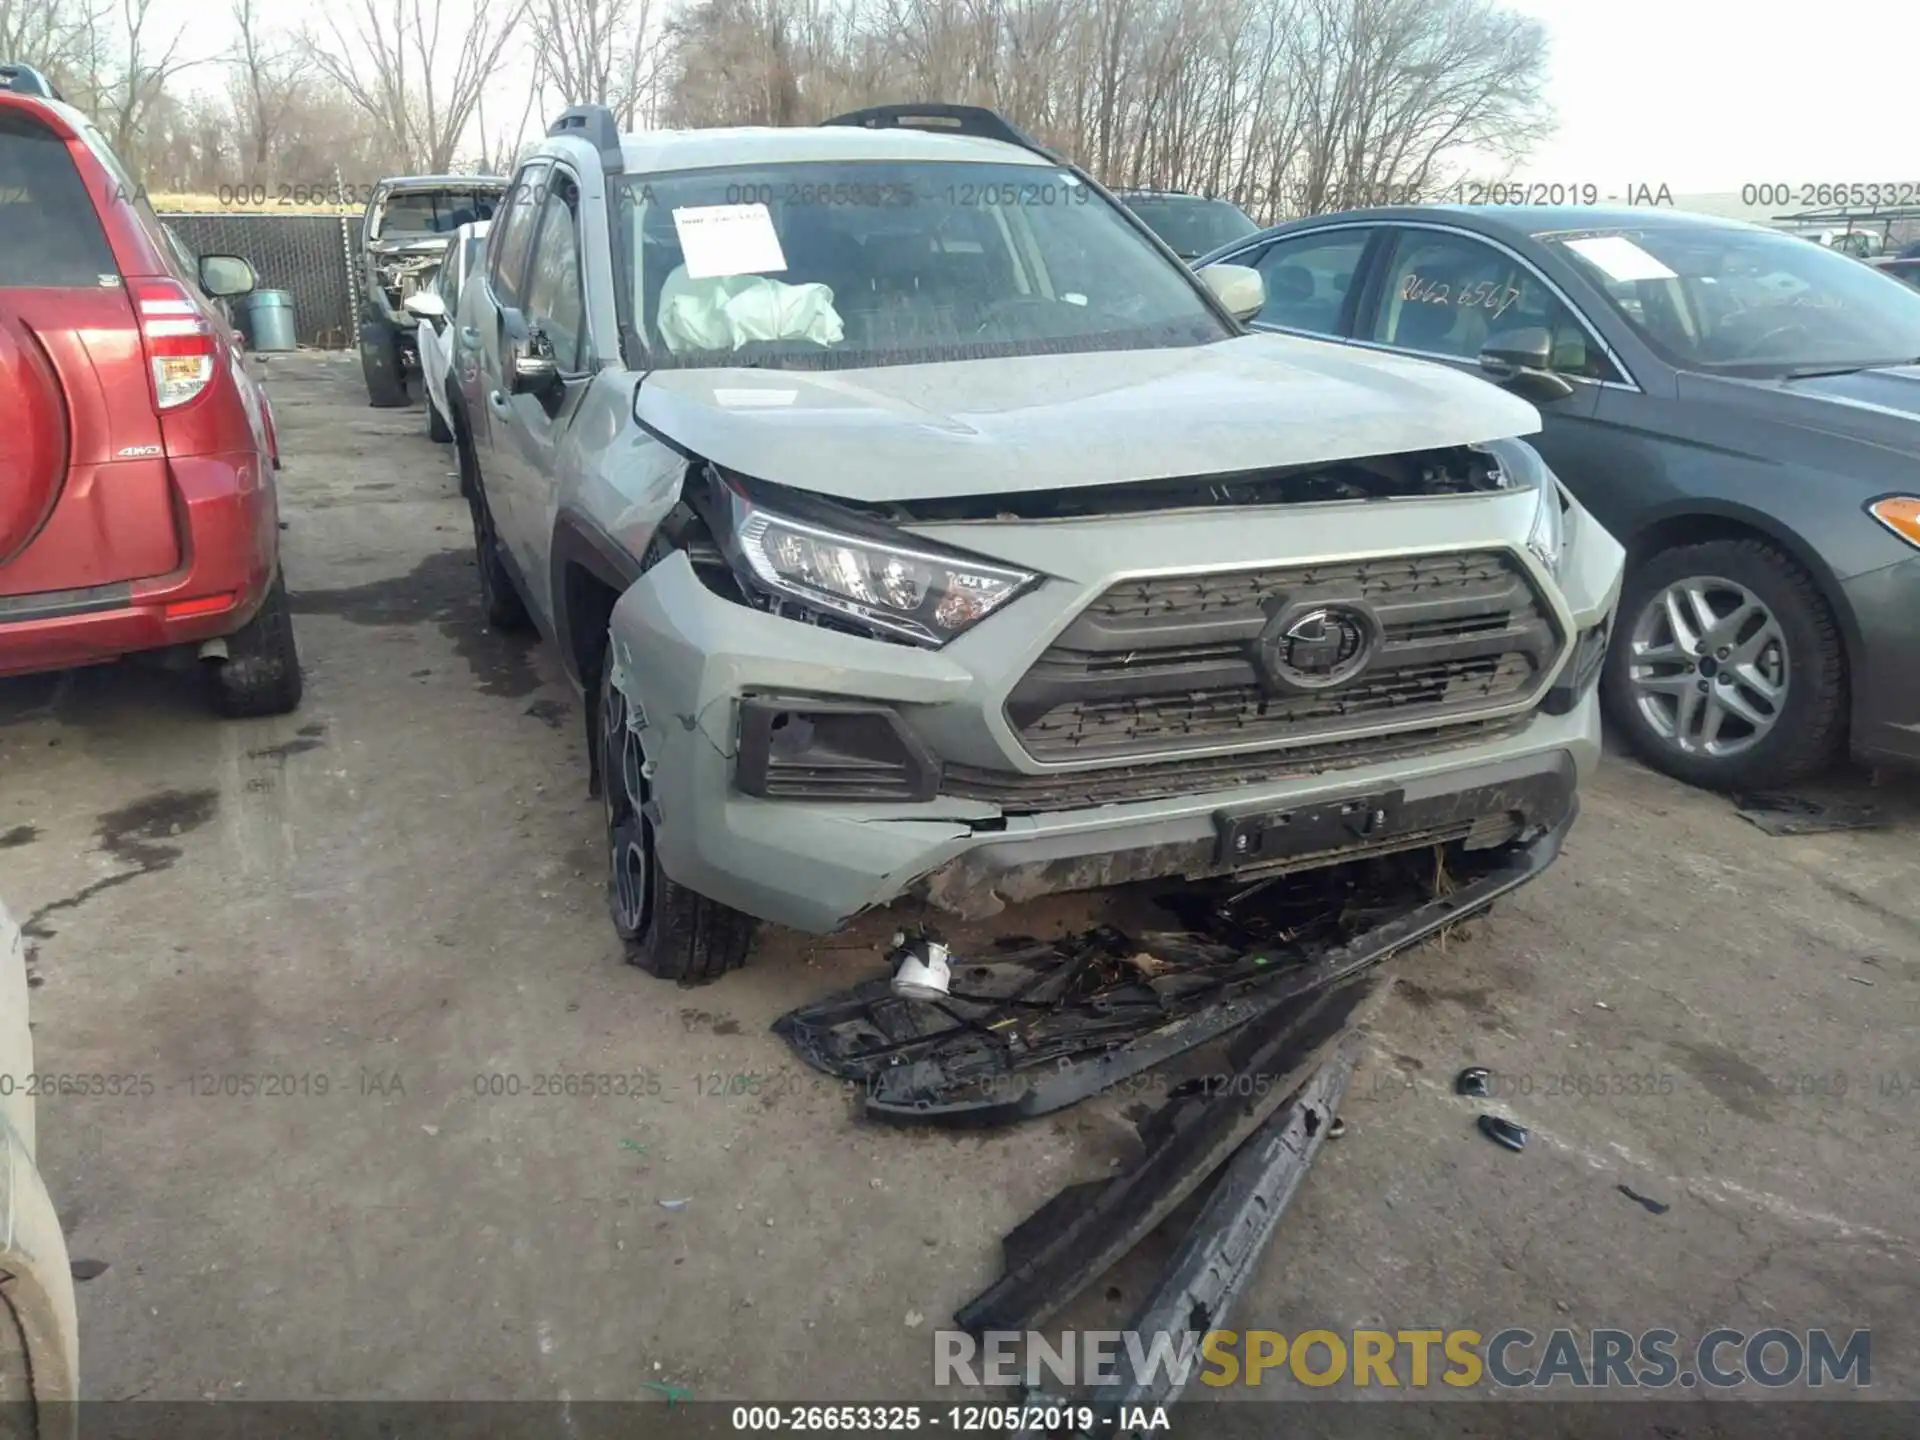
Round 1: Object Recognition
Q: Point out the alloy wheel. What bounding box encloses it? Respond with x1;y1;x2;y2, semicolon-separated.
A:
1625;575;1789;759
601;669;652;936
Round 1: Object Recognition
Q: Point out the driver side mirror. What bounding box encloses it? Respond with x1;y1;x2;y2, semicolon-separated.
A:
198;253;257;299
510;324;560;397
1479;327;1576;401
403;291;447;322
1200;263;1265;322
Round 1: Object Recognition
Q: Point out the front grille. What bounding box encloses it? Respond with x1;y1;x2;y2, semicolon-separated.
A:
1007;549;1564;762
945;714;1531;810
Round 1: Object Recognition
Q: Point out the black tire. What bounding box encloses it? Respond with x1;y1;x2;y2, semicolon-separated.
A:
426;390;452;443
207;571;304;718
468;485;529;631
1602;537;1846;791
361;337;407;408
449;399;477;500
597;657;755;984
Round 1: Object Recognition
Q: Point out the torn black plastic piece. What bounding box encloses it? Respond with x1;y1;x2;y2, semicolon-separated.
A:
1478;1114;1528;1151
774;803;1576;1127
1084;1044;1359;1427
1732;790;1886;836
1542;618;1609;715
953;975;1384;1337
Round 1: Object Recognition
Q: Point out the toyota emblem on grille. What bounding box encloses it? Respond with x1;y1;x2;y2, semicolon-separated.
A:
1256;603;1377;692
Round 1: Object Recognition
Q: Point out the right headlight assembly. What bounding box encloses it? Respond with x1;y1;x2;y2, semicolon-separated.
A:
719;486;1040;647
1482;438;1572;579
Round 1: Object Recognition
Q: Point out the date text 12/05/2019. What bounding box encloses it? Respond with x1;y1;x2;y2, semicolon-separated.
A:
1443;181;1674;207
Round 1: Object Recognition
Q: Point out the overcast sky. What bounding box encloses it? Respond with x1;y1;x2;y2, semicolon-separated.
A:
1503;0;1911;193
161;0;1908;194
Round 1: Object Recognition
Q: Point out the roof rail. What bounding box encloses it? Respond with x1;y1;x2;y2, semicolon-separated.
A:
548;104;624;174
821;103;1064;164
0;63;62;100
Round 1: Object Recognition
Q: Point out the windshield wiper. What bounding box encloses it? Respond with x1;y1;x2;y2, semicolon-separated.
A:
1783;358;1916;380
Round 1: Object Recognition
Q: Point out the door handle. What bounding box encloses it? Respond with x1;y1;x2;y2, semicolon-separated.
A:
460;326;480;343
488;390;512;416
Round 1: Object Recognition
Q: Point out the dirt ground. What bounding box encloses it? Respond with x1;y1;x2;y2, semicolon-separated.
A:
2;350;1917;1411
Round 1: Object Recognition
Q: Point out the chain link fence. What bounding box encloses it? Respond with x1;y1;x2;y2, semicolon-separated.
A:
159;213;365;349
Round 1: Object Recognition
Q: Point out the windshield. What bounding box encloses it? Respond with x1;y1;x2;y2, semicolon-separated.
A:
374;189;501;237
1122;196;1259;257
615;161;1230;371
1543;224;1920;375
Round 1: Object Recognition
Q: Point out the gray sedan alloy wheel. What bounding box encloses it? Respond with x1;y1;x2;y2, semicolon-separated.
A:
1625;574;1788;759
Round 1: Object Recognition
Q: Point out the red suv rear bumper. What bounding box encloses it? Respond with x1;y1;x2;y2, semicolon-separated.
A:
0;453;279;678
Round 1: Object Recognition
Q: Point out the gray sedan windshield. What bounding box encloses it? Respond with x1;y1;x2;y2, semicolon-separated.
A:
1545;225;1920;375
616;161;1230;370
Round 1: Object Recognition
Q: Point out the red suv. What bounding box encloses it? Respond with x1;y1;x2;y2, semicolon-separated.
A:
0;64;300;716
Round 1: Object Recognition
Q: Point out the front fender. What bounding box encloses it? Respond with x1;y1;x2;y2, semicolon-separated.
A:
0;902;78;1422
0;1118;79;1420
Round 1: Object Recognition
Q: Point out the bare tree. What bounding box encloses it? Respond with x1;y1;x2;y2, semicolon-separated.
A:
80;0;203;164
302;0;532;172
0;0;98;91
529;0;665;128
656;0;1550;222
226;0;302;180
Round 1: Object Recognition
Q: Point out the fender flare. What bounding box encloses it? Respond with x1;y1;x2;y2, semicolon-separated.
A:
548;509;642;689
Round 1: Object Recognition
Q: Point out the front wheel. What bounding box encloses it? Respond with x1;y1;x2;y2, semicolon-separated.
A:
1602;538;1846;790
361;335;407;408
598;656;755;984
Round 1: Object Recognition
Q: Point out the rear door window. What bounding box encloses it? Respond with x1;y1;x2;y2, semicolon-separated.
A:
0;111;118;286
1246;229;1372;335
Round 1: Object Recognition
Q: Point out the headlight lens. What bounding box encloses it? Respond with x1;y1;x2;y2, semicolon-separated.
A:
1527;478;1567;577
732;501;1039;646
1483;438;1568;578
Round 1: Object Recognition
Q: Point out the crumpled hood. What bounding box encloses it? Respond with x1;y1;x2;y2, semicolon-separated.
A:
635;333;1541;502
370;237;450;261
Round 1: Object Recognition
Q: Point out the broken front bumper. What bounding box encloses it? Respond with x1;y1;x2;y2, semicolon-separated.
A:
608;553;1600;936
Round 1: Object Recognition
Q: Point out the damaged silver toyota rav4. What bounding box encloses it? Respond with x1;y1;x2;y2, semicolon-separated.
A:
455;102;1625;984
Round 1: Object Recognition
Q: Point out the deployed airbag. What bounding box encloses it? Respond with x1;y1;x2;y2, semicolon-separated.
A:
657;268;845;354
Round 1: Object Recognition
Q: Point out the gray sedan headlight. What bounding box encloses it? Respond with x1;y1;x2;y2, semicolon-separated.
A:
732;501;1039;646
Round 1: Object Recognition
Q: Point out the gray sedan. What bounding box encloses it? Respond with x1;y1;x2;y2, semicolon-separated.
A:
1198;206;1920;789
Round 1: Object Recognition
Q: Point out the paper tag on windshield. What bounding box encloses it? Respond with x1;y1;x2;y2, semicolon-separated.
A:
672;203;788;280
1564;235;1677;282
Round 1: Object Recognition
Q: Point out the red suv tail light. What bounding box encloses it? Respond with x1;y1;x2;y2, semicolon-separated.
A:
132;278;216;409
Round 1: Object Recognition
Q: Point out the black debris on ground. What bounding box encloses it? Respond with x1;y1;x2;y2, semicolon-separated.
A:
1477;1114;1528;1152
1455;1064;1493;1097
1617;1183;1672;1215
1732;790;1886;837
954;975;1387;1337
773;843;1522;1125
